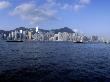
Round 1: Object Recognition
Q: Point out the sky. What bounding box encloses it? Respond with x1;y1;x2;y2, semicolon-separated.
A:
0;0;110;37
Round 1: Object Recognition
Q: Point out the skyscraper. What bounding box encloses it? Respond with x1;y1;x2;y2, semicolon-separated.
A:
23;31;26;40
20;30;23;34
14;30;17;40
36;26;39;33
28;31;32;40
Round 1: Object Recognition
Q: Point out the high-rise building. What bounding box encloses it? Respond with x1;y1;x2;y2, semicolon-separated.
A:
62;32;69;41
19;30;23;40
3;34;7;40
91;36;98;42
11;31;14;39
23;31;26;40
28;31;32;40
32;32;44;41
58;32;63;41
36;26;39;33
20;30;23;34
14;30;17;40
53;34;58;41
0;34;3;40
8;33;11;40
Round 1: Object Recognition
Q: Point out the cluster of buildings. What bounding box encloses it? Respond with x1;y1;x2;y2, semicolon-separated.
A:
0;27;99;42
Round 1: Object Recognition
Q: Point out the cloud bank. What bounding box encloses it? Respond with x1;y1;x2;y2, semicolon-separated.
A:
9;0;91;24
62;0;91;11
74;0;91;11
11;1;59;24
0;1;10;10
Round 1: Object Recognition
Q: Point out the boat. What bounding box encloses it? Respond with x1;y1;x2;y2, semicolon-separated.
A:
6;40;24;42
104;42;110;44
73;40;84;43
74;41;83;43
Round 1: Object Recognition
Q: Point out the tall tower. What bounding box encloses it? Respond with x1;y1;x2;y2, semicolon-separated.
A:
23;31;26;40
20;30;23;40
28;31;32;40
36;26;39;33
11;31;14;40
14;30;17;40
20;30;23;34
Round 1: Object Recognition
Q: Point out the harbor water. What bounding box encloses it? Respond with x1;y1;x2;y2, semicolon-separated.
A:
0;41;110;82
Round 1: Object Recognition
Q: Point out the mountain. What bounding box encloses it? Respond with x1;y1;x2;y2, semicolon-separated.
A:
51;27;74;34
0;30;10;36
15;27;27;31
39;29;49;33
0;27;74;34
0;30;5;34
27;27;74;34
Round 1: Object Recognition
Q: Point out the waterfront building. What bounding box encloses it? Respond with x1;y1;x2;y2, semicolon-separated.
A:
0;34;3;40
20;30;23;34
32;32;44;41
23;31;26;40
53;34;58;41
3;34;6;40
28;31;32;40
7;33;11;40
72;33;76;42
44;32;54;41
49;37;54;41
56;32;67;41
11;31;14;39
14;30;17;40
51;32;73;41
91;36;98;42
58;32;63;41
36;26;39;33
62;32;69;41
82;36;89;42
68;33;74;41
19;30;23;40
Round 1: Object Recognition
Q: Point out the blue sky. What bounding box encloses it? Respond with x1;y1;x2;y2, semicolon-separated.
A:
0;0;110;37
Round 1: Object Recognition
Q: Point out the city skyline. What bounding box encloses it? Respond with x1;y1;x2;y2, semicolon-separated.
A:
0;0;110;37
0;26;100;43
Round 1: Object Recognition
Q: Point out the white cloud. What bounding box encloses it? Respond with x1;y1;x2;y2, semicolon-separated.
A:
11;2;58;24
0;1;10;10
46;0;56;3
74;0;91;11
79;0;91;5
60;0;91;12
61;4;72;10
10;0;91;24
74;4;83;11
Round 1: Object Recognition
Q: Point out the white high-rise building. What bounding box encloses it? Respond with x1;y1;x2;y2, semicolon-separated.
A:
36;26;39;33
20;30;23;34
11;31;14;39
28;31;32;40
14;30;17;40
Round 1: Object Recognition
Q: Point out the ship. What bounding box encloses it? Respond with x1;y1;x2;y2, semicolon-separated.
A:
74;41;83;43
104;41;110;44
6;40;24;42
73;39;84;43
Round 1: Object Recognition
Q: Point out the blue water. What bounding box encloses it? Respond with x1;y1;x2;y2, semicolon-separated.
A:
0;41;110;82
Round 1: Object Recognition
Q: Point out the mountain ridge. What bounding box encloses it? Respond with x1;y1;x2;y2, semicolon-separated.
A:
0;27;74;34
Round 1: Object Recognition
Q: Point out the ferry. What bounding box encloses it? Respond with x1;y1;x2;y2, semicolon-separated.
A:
104;41;110;44
6;40;24;42
73;40;84;43
74;41;83;43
